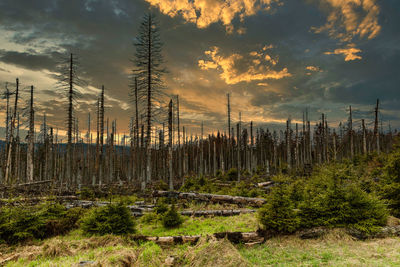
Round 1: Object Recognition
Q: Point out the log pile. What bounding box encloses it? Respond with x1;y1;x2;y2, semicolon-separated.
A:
153;191;267;207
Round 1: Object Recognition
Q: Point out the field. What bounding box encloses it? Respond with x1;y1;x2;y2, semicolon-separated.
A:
3;215;400;267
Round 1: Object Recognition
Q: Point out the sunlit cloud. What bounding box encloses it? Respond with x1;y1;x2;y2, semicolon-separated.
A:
312;0;381;43
198;46;290;84
324;46;362;61
145;0;281;33
305;65;323;75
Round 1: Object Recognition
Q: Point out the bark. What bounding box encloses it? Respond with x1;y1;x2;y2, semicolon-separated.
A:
152;190;267;207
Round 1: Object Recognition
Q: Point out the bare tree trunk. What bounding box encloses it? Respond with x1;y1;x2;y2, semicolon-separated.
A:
332;130;337;161
168;99;173;190
176;95;181;179
5;78;19;184
250;121;253;175
66;53;74;187
99;85;105;186
374;99;380;154
286;119;291;170
362;119;367;154
349;106;354;159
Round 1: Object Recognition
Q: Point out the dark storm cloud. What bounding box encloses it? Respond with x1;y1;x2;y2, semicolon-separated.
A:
0;50;58;71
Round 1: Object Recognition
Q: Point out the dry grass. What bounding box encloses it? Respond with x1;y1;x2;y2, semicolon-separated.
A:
185;237;250;267
3;227;400;266
239;231;400;266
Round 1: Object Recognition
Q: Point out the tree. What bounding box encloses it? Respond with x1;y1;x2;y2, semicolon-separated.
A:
26;85;34;182
132;13;166;189
57;53;84;187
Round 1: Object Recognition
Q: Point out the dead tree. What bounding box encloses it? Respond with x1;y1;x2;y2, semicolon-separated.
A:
374;99;380;154
349;106;354;159
5;78;19;183
26;86;34;182
132;13;166;189
168;99;173;190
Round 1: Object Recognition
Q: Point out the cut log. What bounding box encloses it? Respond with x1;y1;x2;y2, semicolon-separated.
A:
213;231;262;244
153;191;266;207
131;235;201;245
130;231;263;245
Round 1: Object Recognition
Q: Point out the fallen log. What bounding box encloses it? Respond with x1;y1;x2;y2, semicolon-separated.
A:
130;231;263;245
257;181;274;188
180;209;255;217
153;191;267;207
0;180;53;189
0;195;79;206
213;231;263;244
131;235;201;245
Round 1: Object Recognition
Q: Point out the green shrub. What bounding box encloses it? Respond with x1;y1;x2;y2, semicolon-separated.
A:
379;142;400;217
162;205;183;228
154;202;169;215
78;187;95;200
258;184;300;234
0;202;83;244
226;168;238;181
140;212;159;224
39;203;84;236
81;203;136;235
258;165;389;235
298;180;388;233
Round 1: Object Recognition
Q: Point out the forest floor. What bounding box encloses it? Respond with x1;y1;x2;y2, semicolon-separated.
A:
2;212;400;267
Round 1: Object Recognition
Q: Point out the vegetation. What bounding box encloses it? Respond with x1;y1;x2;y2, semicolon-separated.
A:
0;203;83;244
161;205;184;228
258;163;389;234
80;203;136;236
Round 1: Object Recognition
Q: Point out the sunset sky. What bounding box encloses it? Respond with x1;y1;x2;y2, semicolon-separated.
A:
0;0;399;140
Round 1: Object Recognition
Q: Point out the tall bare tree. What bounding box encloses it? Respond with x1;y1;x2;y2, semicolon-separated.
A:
132;13;166;188
27;85;34;182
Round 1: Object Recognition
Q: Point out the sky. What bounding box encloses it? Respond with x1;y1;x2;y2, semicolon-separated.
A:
0;0;399;141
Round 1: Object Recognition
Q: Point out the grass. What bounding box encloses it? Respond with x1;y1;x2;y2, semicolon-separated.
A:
238;233;400;266
137;213;258;236
4;226;400;266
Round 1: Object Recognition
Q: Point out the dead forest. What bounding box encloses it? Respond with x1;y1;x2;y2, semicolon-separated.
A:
0;14;396;197
0;76;394;195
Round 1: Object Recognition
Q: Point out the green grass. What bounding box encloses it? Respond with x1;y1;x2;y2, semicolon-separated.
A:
137;213;258;236
238;235;400;266
5;227;400;266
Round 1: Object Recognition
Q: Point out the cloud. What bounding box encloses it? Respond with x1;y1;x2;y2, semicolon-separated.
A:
0;50;58;71
144;0;281;33
198;46;291;84
305;65;323;75
312;0;381;42
324;45;362;61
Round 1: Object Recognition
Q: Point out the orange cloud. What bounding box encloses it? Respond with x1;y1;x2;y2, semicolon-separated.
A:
305;65;323;75
145;0;280;33
198;46;291;84
313;0;381;42
324;46;362;61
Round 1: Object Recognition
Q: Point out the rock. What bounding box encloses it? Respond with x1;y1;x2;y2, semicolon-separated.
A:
346;228;368;240
375;226;400;238
78;260;95;266
164;256;176;266
298;227;327;239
